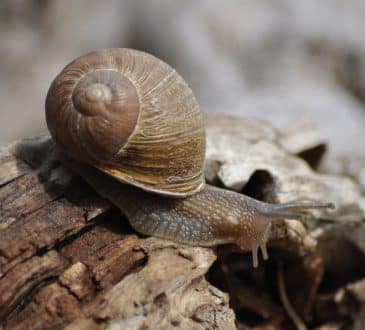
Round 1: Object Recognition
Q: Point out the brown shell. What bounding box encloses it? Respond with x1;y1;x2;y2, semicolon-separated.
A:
45;48;206;196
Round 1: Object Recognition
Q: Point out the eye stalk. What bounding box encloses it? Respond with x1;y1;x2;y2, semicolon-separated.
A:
245;200;335;267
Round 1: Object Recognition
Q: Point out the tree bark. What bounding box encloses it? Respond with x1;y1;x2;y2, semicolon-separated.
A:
0;136;236;329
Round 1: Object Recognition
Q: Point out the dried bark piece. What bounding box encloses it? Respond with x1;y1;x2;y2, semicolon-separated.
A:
0;195;109;276
0;166;74;223
205;114;278;185
0;144;31;186
68;239;236;330
205;114;365;223
278;117;327;168
59;262;95;300
0;250;67;319
3;213;144;329
216;141;364;219
5;282;81;330
61;231;147;291
59;216;131;264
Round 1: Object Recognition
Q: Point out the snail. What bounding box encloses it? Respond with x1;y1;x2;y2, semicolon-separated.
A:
45;48;334;267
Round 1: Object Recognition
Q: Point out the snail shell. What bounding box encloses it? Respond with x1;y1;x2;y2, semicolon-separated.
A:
45;48;206;196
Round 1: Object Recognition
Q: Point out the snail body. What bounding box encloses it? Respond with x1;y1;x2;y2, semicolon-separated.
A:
46;48;333;267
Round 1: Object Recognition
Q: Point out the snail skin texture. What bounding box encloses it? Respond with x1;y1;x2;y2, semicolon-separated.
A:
46;48;334;267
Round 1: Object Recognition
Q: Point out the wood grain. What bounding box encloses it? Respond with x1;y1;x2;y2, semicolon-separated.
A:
0;136;235;329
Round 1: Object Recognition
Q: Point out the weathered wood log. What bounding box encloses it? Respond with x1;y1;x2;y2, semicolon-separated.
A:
1;114;365;329
0;136;236;329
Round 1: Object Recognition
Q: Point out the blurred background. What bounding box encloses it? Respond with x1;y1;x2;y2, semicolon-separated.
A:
1;0;365;157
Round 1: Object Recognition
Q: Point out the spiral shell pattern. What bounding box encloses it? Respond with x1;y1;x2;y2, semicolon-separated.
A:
46;48;205;196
